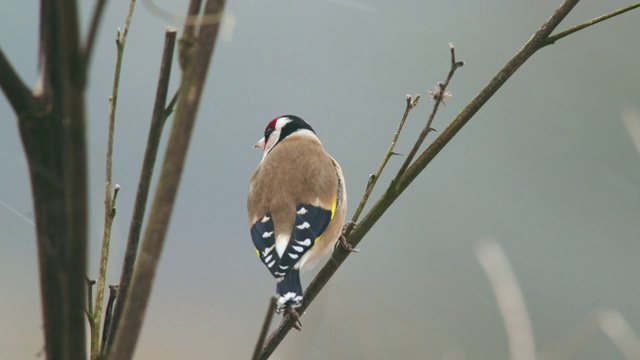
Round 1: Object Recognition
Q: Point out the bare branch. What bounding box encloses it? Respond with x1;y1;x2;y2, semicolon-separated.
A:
252;296;278;360
0;48;37;117
101;285;119;355
258;0;584;357
546;2;640;45
399;0;580;190
90;2;137;356
350;94;417;224
105;27;178;353
163;88;180;120
81;0;108;82
396;44;463;179
86;277;96;319
107;1;227;358
91;183;120;359
27;0;90;358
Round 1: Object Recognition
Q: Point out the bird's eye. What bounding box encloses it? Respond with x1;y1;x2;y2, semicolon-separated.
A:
265;127;274;140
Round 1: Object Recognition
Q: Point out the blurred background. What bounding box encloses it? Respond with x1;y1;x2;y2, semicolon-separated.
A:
1;0;640;359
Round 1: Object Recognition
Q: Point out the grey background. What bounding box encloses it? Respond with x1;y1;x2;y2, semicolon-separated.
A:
1;0;640;359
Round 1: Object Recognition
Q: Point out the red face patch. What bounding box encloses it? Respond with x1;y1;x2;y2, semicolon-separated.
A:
264;117;280;141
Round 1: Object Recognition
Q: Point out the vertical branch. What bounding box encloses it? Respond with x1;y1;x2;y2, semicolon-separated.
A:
81;0;108;83
107;1;226;358
90;3;137;357
105;27;178;352
22;0;90;359
90;0;134;355
101;285;119;354
91;185;120;358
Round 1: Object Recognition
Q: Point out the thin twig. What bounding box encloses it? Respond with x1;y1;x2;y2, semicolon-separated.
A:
81;0;108;83
92;183;120;359
107;2;226;359
105;28;177;353
397;43;463;179
86;277;96;320
349;95;418;225
258;1;586;357
252;296;278;360
546;2;640;45
163;88;180;120
91;3;136;356
101;285;119;355
477;241;536;360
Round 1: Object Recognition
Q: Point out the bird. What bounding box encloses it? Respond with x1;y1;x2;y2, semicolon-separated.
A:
247;115;354;328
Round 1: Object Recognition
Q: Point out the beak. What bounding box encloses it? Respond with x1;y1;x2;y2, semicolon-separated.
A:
253;137;266;150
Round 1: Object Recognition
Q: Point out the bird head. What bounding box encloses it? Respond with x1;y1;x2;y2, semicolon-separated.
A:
254;115;316;161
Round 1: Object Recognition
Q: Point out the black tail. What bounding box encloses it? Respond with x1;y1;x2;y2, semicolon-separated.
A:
275;269;303;313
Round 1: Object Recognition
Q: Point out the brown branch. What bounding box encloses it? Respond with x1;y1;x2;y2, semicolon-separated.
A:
81;0;108;84
163;88;180;120
22;1;90;359
84;3;132;358
349;94;418;224
546;2;640;45
398;0;580;192
91;183;120;359
107;1;226;359
0;48;38;117
104;27;177;353
90;2;137;356
257;0;583;357
396;44;463;179
86;277;96;320
101;285;119;355
252;296;278;360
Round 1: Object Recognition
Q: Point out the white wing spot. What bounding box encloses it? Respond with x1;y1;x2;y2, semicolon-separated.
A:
288;253;299;259
264;254;272;263
261;215;271;223
279;264;288;269
296;222;310;230
267;260;276;268
262;231;274;238
292;245;304;252
296;239;311;246
263;245;275;256
275;272;286;277
296;207;308;215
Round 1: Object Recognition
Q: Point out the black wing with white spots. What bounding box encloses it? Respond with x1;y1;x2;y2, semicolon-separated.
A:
250;203;333;279
250;212;279;277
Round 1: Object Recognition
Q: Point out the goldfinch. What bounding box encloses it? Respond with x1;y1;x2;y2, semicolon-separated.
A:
247;115;350;322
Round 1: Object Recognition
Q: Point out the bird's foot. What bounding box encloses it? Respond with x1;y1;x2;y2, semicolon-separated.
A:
285;305;302;331
338;221;359;252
